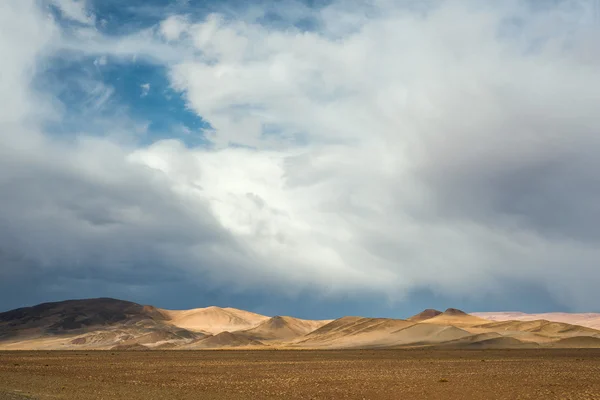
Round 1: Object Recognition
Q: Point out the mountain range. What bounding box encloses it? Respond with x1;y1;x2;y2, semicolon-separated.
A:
1;298;600;350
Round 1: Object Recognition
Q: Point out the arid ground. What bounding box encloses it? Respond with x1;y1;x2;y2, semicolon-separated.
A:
2;350;600;400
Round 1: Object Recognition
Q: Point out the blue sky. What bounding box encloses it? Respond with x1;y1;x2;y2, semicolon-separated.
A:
41;56;210;146
0;0;599;316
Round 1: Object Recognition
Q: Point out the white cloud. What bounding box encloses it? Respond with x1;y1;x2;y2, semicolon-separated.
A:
2;0;600;309
160;15;190;42
140;83;151;97
159;0;600;306
49;0;95;25
93;55;107;67
0;1;58;125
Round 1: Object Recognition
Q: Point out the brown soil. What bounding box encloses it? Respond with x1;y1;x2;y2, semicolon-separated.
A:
2;350;600;399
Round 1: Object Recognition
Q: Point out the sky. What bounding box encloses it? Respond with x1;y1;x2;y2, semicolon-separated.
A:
0;0;599;319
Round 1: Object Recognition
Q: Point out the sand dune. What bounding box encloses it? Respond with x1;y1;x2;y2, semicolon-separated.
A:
160;306;269;334
431;331;538;349
407;309;442;322
437;331;503;345
549;336;600;348
186;331;265;348
473;319;600;338
420;308;490;327
296;317;473;349
302;316;364;337
386;323;473;347
111;343;149;351
473;312;600;330
457;336;540;349
297;317;415;348
237;316;331;341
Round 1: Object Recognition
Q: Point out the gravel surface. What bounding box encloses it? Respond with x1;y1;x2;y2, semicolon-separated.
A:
0;391;36;399
1;349;600;399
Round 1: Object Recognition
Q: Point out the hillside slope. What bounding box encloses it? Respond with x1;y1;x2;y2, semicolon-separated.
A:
2;300;600;350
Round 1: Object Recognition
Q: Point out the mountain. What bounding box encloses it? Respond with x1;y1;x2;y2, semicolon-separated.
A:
0;298;164;338
472;312;600;330
0;298;204;350
420;308;490;327
468;319;600;344
160;306;269;334
407;309;442;322
185;331;265;349
237;316;332;341
297;317;416;348
442;336;541;349
2;299;600;350
550;336;600;348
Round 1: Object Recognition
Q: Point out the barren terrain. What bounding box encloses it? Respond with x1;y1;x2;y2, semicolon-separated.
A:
3;299;600;350
2;350;600;399
473;312;600;330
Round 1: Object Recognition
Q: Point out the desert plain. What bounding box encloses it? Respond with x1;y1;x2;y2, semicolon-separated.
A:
2;349;600;400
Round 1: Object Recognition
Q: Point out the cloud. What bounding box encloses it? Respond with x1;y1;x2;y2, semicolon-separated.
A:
1;0;600;311
160;15;190;42
49;0;95;25
140;83;151;97
158;0;600;308
93;56;107;67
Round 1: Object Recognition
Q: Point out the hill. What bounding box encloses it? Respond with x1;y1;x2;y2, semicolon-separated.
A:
297;317;416;348
420;308;490;327
0;298;202;350
160;306;269;334
408;309;442;322
186;331;265;349
549;336;600;348
237;316;331;341
471;319;600;340
0;298;165;339
473;312;600;330
2;299;600;350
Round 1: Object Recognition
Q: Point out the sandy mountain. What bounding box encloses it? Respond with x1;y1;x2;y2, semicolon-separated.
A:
392;324;472;346
0;298;203;350
456;318;600;348
420;308;490;327
407;309;442;322
297;317;474;349
0;298;165;339
237;316;331;341
297;317;416;348
3;298;600;349
473;312;600;330
457;336;540;349
302;316;364;337
472;319;600;338
186;331;265;349
111;343;149;351
160;306;269;334
549;336;600;348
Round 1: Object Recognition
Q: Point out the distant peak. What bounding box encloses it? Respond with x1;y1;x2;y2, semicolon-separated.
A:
408;309;442;321
266;315;290;328
444;308;467;316
421;309;443;316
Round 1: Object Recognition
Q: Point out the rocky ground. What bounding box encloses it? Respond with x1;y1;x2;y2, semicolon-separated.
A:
1;349;600;399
